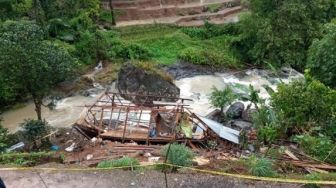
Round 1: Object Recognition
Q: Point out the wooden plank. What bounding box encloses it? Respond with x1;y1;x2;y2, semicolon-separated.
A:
122;108;130;143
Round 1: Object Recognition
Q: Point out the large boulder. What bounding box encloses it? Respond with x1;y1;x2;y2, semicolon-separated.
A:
226;102;245;119
117;63;180;105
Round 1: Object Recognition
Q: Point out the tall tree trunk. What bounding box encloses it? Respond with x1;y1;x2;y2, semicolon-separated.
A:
109;0;116;26
33;97;43;120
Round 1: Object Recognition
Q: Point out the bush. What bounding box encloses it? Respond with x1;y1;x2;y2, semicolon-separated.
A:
271;78;336;134
181;22;239;39
0;152;54;166
0;124;9;152
97;156;140;169
161;143;195;167
178;47;237;67
247;155;276;177
20;119;50;142
252;106;281;144
294;135;336;164
210;86;236;114
308;22;336;88
111;42;152;61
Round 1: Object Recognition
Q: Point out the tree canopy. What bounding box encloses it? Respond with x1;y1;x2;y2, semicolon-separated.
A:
308;21;336;88
0;20;75;119
231;0;336;70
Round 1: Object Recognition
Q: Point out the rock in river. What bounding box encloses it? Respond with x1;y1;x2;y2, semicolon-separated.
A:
226;102;245;119
117;63;180;105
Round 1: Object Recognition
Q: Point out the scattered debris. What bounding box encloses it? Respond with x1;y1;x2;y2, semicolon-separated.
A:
6;142;25;152
86;154;94;160
65;143;76;152
148;157;160;163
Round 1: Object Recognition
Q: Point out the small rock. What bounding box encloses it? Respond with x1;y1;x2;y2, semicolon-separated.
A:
130;182;135;186
227;102;245;119
228;120;252;130
248;144;255;152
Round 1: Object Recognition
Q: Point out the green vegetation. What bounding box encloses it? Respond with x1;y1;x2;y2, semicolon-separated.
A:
231;0;336;70
116;24;239;66
97;156;140;169
0;123;9;153
246;155;277;177
20;119;50;142
294;135;336;164
308;21;336;88
0;21;75;119
161;143;195;167
246;76;336;164
210;86;236;114
0;152;54;166
272;78;336;134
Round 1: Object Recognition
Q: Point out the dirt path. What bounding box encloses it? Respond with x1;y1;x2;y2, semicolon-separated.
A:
0;169;319;188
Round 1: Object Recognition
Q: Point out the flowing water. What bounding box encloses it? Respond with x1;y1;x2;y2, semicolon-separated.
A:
0;68;302;133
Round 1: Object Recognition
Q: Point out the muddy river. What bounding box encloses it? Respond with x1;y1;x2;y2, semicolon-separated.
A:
1;68;302;132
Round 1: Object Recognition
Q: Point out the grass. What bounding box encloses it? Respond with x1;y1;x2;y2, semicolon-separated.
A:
246;155;277;177
0;152;55;166
110;24;239;66
97;156;140;169
161;143;195;167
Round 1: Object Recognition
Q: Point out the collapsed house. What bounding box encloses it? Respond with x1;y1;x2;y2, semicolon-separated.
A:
74;92;241;144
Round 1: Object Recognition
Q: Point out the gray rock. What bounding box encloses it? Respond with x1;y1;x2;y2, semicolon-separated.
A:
226;102;245;119
163;61;213;79
227;120;252;130
117;63;180;105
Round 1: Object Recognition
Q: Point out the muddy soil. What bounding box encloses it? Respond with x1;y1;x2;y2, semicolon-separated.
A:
0;169;323;188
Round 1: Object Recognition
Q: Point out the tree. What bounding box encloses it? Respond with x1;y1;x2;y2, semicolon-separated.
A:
210;86;236;114
308;22;336;88
108;0;116;26
232;0;336;70
0;21;75;120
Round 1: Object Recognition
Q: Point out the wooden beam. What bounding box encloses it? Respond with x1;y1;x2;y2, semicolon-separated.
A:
122;107;130;143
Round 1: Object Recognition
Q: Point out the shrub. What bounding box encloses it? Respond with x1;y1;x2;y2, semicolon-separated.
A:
0;152;53;166
252;105;281;144
307;22;336;88
161;143;195;167
111;42;152;60
246;155;276;177
271;78;336;134
294;135;336;164
97;156;140;169
0;124;9;152
20;119;50;142
178;47;237;67
181;22;239;39
210;86;236;114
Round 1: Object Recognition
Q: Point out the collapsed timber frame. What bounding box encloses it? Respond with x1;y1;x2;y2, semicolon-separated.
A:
75;92;215;144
